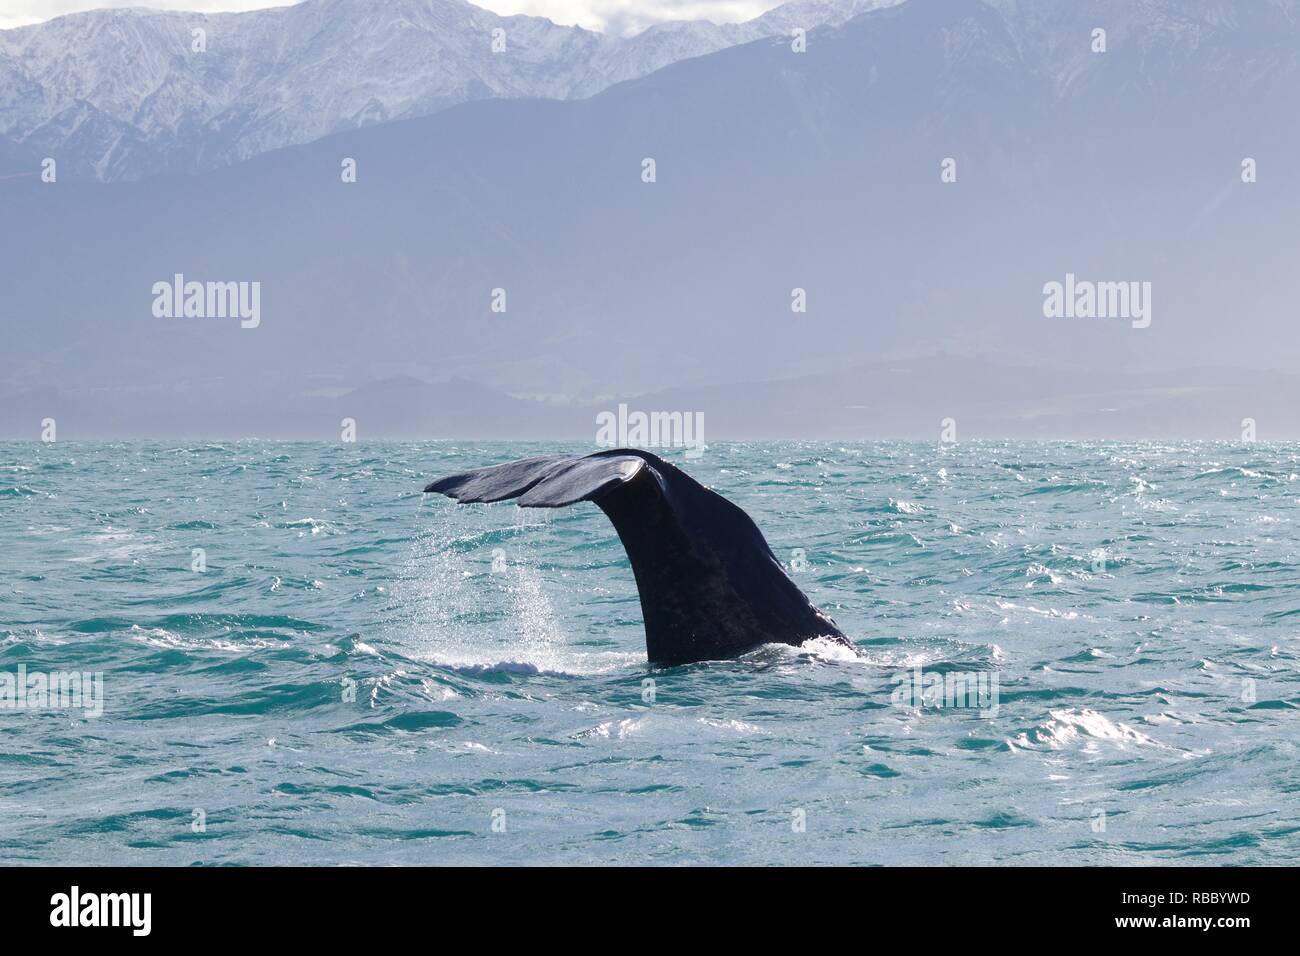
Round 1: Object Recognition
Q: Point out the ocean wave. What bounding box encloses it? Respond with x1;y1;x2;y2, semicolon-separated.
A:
277;517;338;536
126;624;286;652
0;485;41;498
1193;466;1288;482
437;659;571;678
575;716;649;739
1007;708;1167;753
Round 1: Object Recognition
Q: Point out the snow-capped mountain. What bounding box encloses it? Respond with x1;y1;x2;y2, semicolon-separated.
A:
0;0;900;181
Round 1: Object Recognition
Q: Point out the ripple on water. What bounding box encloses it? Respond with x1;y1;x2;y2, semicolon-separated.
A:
1;440;1298;865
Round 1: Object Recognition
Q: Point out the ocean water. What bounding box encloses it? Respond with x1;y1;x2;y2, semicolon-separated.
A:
1;440;1298;866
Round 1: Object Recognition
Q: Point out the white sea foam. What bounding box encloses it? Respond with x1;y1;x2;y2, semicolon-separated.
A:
698;717;765;734
127;624;281;652
66;528;160;563
279;517;334;535
577;717;648;739
1008;708;1165;753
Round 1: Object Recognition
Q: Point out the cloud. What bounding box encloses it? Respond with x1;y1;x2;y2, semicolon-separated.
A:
0;0;782;36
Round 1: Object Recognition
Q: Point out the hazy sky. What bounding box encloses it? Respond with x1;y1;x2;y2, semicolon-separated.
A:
0;0;780;32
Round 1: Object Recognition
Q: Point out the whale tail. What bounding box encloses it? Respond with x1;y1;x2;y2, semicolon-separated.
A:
424;449;849;666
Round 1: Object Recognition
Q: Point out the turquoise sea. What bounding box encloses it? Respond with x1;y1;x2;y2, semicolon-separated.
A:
1;441;1298;865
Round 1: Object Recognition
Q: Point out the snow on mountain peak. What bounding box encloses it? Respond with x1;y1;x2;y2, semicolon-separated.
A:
0;0;898;181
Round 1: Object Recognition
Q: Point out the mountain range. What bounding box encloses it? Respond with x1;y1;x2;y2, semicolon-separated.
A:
3;0;1300;439
0;0;898;181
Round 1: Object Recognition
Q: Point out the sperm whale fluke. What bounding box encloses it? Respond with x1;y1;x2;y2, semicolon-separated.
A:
423;449;850;666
